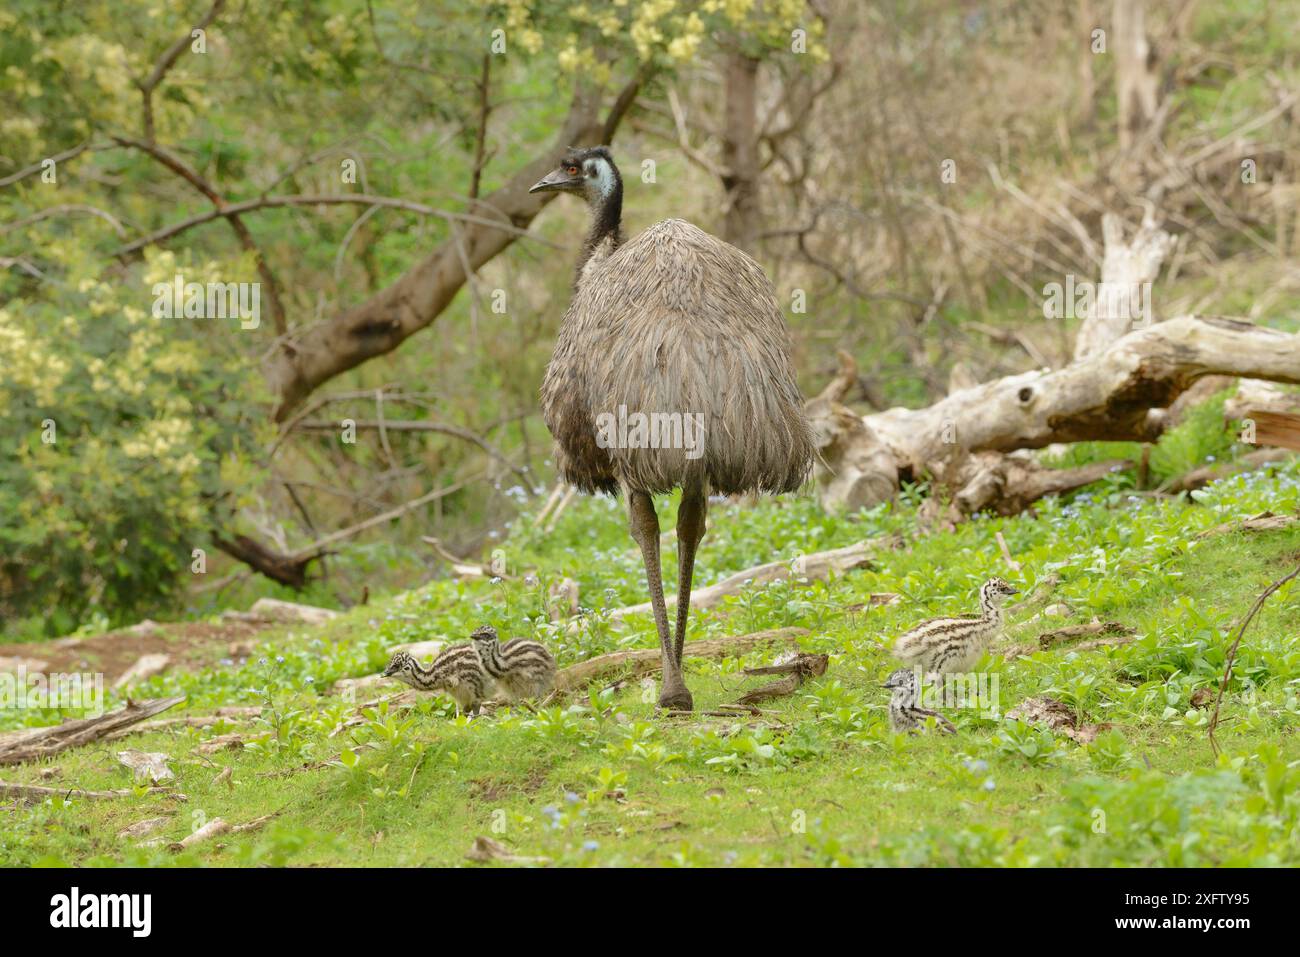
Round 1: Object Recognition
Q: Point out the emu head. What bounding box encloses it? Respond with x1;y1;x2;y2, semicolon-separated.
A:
382;651;417;683
981;578;1020;605
530;146;621;205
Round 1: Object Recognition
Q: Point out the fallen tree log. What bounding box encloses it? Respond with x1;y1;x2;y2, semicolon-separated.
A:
0;696;186;766
1195;511;1298;539
869;317;1300;463
809;317;1300;517
1162;448;1291;493
554;627;807;693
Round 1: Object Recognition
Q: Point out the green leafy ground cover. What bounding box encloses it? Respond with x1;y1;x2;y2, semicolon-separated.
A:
2;454;1299;866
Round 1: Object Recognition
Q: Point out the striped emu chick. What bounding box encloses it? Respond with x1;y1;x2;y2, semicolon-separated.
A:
883;668;956;734
382;645;490;715
892;578;1020;674
470;625;556;702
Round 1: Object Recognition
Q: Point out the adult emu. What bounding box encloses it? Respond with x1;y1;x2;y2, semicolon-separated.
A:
530;146;813;711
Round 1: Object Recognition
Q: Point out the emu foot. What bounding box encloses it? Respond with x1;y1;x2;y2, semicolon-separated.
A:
657;685;694;712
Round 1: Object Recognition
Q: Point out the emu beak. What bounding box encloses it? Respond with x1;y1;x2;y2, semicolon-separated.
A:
529;166;577;194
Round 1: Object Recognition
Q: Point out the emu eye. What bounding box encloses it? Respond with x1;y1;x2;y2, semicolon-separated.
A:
567;165;579;175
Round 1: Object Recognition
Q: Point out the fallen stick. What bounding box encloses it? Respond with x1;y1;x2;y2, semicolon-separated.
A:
742;653;830;678
735;674;802;706
103;707;262;742
554;627;807;693
0;781;178;805
1208;560;1300;755
1162;448;1291;493
1195;510;1298;539
169;812;277;852
601;537;897;624
0;696;186;766
1002;628;1136;660
1037;620;1134;649
735;654;829;706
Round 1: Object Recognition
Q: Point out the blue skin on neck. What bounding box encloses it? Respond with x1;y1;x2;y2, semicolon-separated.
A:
583;157;623;250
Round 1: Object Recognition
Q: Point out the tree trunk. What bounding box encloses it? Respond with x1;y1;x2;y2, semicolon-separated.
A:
721;52;762;252
1114;0;1159;154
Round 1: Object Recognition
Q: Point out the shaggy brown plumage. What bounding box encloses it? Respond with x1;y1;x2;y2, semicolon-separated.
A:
542;218;813;496
530;146;812;711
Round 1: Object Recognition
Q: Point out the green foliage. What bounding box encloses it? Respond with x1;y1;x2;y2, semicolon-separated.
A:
3;457;1300;866
0;249;268;637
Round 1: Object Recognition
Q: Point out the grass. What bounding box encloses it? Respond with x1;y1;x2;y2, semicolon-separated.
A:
3;454;1300;867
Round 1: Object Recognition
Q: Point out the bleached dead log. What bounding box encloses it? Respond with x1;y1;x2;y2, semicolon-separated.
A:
808;317;1300;517
1246;410;1300;452
1073;212;1173;361
172;818;230;850
806;351;899;512
919;451;1131;524
112;653;171;691
1195;511;1298;539
874;318;1300;460
248;598;339;625
102;706;262;742
0;696;186;766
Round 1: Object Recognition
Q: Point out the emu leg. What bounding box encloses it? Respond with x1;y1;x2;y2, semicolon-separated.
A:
672;485;708;668
627;489;692;711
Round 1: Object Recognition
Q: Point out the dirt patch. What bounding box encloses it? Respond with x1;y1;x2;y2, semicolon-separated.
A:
0;619;277;684
468;767;550;803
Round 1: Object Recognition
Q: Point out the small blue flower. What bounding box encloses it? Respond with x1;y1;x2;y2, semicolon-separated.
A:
582;840;599;852
564;791;580;804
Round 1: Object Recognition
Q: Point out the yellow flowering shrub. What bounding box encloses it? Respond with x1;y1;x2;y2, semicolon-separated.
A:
0;244;269;637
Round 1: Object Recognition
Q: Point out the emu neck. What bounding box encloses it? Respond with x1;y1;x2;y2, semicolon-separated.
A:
980;591;1002;624
477;639;505;676
409;661;439;689
576;183;623;284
